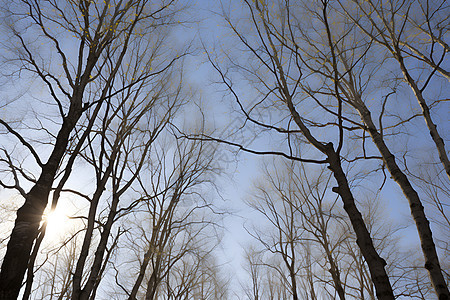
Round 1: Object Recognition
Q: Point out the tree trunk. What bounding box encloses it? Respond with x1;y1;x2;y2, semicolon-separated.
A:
145;265;161;300
290;265;299;300
324;242;346;300
71;172;112;300
129;250;153;300
0;105;82;300
284;92;394;299
325;143;395;300
76;194;120;300
357;104;449;300
395;53;450;181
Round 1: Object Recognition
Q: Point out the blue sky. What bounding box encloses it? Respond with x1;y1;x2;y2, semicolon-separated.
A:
0;0;448;298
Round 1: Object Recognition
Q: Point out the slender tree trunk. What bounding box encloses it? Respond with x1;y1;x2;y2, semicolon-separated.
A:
283;91;394;298
76;194;120;300
145;262;161;300
71;172;113;299
289;264;299;300
0;103;83;300
305;249;317;300
323;242;346;300
282;254;298;300
357;103;449;300
129;250;153;300
395;53;450;181
325;144;395;300
71;123;124;299
315;203;346;300
21;224;47;300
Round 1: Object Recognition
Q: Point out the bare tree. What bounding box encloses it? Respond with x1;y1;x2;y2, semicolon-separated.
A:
0;0;186;298
26;225;86;300
244;160;357;299
193;0;395;297
283;0;449;296
339;0;449;179
70;70;180;300
93;136;225;300
243;169;303;299
242;249;259;300
242;248;293;300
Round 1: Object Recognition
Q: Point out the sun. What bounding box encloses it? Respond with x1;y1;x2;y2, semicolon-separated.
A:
42;206;70;240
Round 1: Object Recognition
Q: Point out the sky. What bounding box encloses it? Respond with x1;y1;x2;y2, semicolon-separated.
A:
0;0;448;299
180;0;449;297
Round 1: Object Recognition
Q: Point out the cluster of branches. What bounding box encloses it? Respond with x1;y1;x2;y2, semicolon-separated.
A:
242;160;425;299
0;0;228;299
197;0;448;299
0;0;448;299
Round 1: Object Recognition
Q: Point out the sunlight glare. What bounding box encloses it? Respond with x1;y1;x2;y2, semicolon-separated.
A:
42;207;70;240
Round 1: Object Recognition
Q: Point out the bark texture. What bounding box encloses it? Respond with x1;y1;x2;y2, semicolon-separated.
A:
284;88;394;298
325;144;395;300
0;103;83;300
395;53;450;181
357;104;449;300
